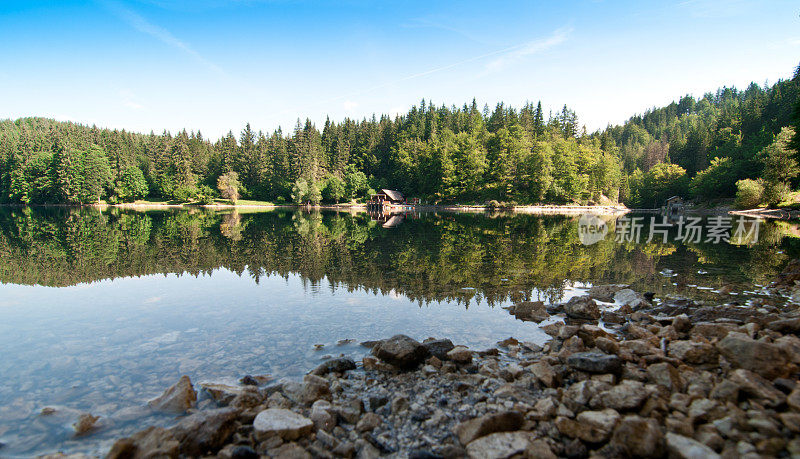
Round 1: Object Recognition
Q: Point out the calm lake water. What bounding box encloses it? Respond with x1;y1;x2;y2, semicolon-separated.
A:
0;207;797;456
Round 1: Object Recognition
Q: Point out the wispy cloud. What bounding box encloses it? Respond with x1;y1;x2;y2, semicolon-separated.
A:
402;17;492;46
483;27;571;74
318;27;571;107
120;89;144;110
677;0;753;18
97;0;227;77
342;100;359;112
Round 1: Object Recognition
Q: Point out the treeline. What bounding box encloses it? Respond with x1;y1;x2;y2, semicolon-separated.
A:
0;65;798;207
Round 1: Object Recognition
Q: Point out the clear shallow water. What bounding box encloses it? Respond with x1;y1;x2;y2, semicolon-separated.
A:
0;207;797;456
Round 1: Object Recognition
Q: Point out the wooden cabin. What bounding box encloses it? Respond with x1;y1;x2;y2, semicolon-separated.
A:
368;189;403;212
373;189;405;204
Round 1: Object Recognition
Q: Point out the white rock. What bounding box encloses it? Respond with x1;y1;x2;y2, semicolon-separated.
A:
253;408;314;441
665;432;721;459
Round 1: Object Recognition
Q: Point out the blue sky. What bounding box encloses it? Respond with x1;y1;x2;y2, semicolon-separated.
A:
1;0;798;138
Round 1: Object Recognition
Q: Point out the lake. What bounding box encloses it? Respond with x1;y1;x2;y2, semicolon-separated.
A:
0;207;796;456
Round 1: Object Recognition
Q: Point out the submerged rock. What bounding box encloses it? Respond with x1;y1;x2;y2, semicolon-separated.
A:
148;375;197;413
310;357;356;376
507;300;549;322
72;413;99;436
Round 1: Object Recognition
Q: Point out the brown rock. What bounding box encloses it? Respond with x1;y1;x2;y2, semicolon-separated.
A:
170;407;238;456
509;301;549;322
668;340;717;365
728;369;786;408
592;380;649;411
529;361;558;387
447;346;473;363
73;413;99;436
107;427;179;459
610;415;664;458
370;334;429;369
565;296;601;320
148;375;197;413
716;332;789;379
454;411;525;445
356;412;382;432
647;362;684;392
557;409;620;443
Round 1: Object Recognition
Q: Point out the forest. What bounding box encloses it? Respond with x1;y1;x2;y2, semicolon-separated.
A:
0;64;798;208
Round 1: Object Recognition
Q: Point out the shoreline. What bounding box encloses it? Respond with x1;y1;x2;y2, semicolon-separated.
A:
47;271;799;459
4;202;795;218
0;202;632;215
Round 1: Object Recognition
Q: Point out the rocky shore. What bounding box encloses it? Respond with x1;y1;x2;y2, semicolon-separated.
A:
42;264;800;459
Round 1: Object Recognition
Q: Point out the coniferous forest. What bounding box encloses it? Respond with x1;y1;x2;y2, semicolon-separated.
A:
1;65;798;208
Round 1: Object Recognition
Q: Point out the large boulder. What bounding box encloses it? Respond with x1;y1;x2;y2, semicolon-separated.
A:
564;296;601;320
454;411;525;445
567;351;622;374
148;375;197;413
716;332;790;379
371;335;429;369
253;409;314;441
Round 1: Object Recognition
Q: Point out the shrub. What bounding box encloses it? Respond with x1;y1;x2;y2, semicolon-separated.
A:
734;179;764;209
173;185;198;202
195;185;216;205
763;181;790;206
690;157;737;199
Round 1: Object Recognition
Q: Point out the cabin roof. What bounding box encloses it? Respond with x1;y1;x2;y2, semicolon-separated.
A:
666;196;683;203
380;189;404;201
